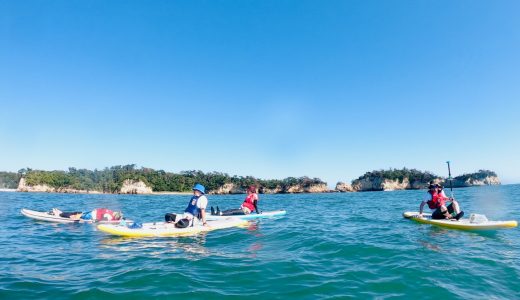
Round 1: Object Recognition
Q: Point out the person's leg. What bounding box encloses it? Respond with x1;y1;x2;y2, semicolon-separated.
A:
69;213;83;220
220;209;245;216
451;200;461;214
446;204;454;214
450;201;464;220
59;211;82;218
165;213;177;223
431;208;444;219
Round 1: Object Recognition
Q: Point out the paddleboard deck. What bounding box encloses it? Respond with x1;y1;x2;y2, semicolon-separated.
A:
206;210;286;220
97;218;247;237
403;211;517;230
21;208;128;224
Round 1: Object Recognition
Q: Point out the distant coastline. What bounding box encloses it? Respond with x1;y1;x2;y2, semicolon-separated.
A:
0;166;501;195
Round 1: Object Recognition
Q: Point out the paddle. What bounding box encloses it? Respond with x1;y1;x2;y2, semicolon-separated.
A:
446;160;464;221
446;160;454;199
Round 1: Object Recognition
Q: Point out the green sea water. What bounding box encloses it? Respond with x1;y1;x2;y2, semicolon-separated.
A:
1;185;519;299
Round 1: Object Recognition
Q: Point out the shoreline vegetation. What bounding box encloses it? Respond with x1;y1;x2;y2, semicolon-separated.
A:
0;165;501;195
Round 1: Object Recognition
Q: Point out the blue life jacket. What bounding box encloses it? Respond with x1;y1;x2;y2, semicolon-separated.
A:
185;195;201;218
80;211;92;220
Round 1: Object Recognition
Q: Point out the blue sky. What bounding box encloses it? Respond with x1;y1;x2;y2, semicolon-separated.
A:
1;1;519;186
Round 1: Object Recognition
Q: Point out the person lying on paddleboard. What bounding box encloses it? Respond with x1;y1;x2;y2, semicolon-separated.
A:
164;183;209;227
419;184;464;220
211;185;260;216
51;208;123;221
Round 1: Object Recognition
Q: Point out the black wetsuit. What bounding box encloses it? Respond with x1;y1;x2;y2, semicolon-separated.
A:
59;211;83;218
220;208;246;216
217;200;260;216
431;204;455;220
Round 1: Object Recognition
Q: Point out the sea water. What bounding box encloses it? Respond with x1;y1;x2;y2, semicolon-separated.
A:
1;185;519;299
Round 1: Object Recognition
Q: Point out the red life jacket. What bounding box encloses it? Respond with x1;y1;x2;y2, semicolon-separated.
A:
95;208;116;221
427;191;447;209
242;194;257;211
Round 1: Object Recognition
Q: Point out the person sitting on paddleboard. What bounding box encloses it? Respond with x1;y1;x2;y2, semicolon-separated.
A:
51;208;123;221
211;185;260;216
419;184;464;220
164;183;209;227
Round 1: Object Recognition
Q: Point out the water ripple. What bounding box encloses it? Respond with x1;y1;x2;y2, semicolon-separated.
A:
0;186;519;298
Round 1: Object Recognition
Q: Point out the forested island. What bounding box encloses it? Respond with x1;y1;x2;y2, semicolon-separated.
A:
336;168;500;192
0;165;501;194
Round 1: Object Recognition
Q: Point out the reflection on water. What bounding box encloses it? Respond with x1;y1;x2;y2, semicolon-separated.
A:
419;240;443;252
99;234;210;258
245;221;264;237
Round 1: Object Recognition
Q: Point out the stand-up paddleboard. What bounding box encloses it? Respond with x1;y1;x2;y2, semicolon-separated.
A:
21;208;128;224
206;210;286;221
97;218;247;237
403;211;517;230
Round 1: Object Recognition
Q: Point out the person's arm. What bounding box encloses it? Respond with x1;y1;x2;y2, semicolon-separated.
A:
440;190;454;202
201;209;208;225
253;200;260;214
441;205;452;219
419;201;426;216
200;196;208;226
253;194;260;214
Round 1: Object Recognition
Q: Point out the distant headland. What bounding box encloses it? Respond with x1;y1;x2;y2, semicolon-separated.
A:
335;168;500;192
0;166;500;195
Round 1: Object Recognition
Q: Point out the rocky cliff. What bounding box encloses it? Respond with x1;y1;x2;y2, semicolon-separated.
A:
17;178;101;194
447;175;501;188
209;182;330;194
285;183;329;193
335;182;355;192
119;179;153;194
209;183;246;194
340;178;432;192
17;177;152;194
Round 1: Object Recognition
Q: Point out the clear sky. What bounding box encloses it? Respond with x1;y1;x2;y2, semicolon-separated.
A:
1;1;519;187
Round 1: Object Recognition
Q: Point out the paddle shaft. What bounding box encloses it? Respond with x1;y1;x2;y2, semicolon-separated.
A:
446;161;454;198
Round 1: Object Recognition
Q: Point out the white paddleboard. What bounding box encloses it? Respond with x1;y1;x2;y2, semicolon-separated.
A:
206;209;286;220
21;208;127;224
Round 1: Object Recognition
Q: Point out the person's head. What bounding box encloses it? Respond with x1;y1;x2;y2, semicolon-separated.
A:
113;211;123;220
428;184;436;193
247;185;256;194
436;184;443;191
192;183;205;196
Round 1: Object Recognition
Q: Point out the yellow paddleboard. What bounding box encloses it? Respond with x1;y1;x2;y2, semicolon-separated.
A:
97;218;247;237
403;211;517;230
